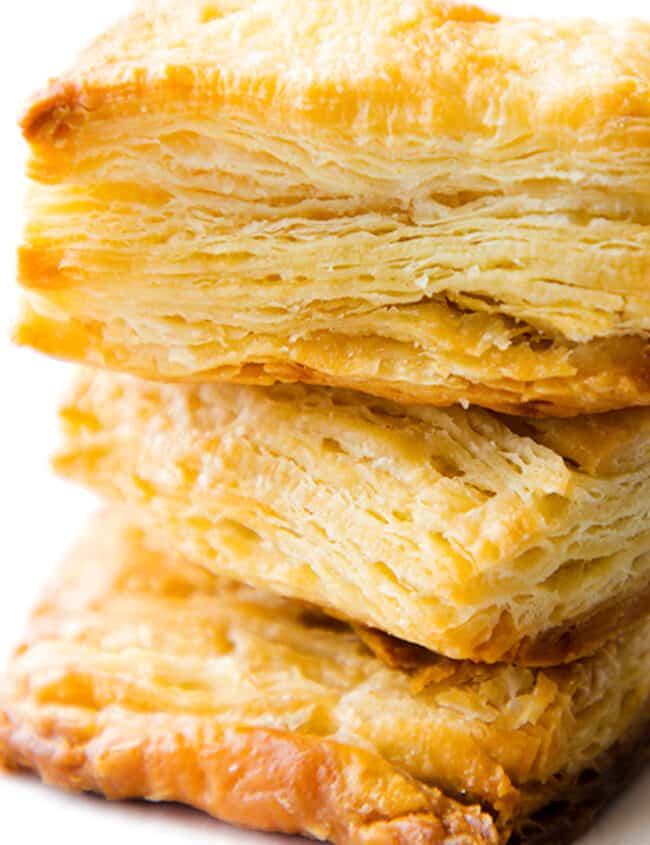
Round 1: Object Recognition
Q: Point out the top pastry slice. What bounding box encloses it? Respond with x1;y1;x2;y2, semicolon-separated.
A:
16;0;650;415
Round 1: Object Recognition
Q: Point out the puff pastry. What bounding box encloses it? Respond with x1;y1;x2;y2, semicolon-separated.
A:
55;372;650;664
16;0;650;415
2;510;650;845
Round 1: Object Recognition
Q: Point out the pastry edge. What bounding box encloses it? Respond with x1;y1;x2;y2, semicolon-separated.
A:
478;573;650;666
14;311;650;418
0;708;499;845
2;685;650;845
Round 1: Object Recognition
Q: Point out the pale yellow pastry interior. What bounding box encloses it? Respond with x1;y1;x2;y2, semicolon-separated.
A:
54;371;650;663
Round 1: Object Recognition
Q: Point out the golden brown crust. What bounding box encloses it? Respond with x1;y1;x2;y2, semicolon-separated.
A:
55;372;650;663
19;1;650;149
4;706;646;845
0;716;498;845
1;511;649;845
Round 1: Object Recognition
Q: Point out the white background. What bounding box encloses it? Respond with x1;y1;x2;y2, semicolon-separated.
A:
0;1;649;842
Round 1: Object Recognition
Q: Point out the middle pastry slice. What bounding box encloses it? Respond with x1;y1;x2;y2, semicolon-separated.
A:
56;371;650;665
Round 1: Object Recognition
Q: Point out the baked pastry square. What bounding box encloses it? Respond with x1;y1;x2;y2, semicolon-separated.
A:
55;371;650;664
2;511;649;845
16;0;650;416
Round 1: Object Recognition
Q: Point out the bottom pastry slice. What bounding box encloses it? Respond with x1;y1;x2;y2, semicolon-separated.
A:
1;511;649;845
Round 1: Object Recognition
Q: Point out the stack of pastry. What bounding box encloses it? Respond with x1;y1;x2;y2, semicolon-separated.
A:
3;2;650;843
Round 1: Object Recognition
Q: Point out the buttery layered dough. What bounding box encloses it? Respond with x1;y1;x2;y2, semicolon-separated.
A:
2;511;650;845
16;0;650;415
55;372;650;663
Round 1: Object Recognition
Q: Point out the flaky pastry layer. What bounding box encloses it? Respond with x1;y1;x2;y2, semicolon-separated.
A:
56;372;650;663
2;511;650;844
16;0;650;415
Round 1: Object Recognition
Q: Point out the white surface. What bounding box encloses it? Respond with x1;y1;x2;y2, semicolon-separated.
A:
0;1;649;842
